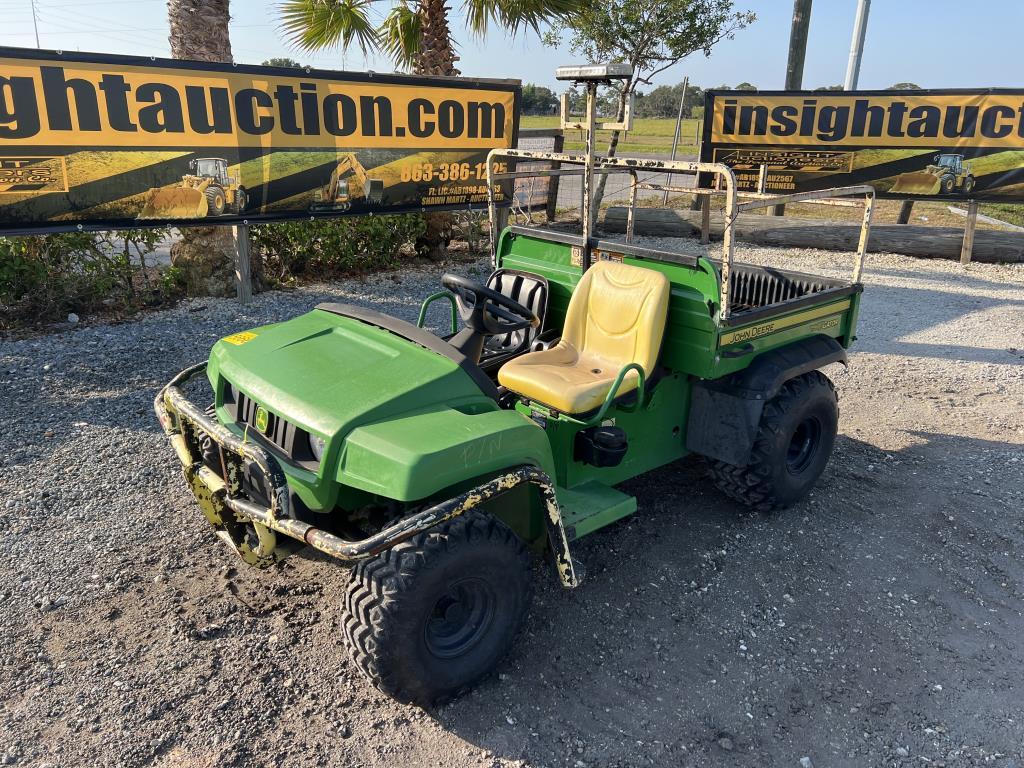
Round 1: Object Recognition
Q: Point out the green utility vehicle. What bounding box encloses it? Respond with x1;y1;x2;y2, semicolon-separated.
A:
156;64;875;706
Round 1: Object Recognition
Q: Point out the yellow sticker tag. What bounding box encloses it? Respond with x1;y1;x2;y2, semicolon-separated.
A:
222;331;257;346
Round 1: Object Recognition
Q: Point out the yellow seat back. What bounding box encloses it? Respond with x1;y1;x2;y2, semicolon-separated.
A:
563;259;669;375
497;260;669;414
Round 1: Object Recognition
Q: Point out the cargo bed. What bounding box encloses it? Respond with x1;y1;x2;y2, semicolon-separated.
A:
711;260;860;325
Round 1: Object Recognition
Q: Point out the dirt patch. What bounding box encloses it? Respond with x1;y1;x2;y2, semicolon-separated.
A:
1;247;1021;767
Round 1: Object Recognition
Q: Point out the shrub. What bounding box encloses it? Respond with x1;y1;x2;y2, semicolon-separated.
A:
0;228;174;330
251;214;425;281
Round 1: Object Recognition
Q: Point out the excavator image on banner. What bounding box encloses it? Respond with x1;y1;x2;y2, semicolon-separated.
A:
890;153;976;196
139;158;248;219
312;153;386;212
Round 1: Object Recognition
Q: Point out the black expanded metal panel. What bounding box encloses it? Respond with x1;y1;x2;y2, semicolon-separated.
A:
728;267;834;312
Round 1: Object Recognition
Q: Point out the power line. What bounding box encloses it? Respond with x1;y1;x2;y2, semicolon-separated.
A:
38;0;163;6
30;0;41;47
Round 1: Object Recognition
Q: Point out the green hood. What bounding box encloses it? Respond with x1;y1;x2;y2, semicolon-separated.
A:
204;304;552;509
209;306;494;443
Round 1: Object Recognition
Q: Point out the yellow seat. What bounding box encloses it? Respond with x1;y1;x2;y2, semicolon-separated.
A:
498;260;669;414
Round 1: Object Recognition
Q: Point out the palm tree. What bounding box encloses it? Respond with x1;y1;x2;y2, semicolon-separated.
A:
279;0;579;258
169;0;232;62
165;0;246;296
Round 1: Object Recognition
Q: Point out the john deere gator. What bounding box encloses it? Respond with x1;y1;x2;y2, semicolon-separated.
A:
155;64;876;705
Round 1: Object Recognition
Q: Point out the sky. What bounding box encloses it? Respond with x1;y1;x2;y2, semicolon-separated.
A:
1;0;1022;92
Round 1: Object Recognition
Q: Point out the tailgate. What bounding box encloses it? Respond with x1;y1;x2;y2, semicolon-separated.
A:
713;289;861;377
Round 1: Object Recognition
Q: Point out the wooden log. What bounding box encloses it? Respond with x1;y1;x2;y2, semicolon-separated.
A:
602;206;1024;264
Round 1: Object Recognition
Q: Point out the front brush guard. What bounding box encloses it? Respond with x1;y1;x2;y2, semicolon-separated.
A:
154;363;579;587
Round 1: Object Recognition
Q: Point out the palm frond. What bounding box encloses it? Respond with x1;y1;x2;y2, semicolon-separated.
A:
380;3;422;70
461;0;491;38
462;0;580;38
278;0;381;54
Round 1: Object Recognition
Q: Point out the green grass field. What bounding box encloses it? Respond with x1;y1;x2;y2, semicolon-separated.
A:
519;116;1024;228
520;115;701;156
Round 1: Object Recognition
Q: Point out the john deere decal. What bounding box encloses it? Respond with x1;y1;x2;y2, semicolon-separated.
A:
700;89;1024;202
0;47;519;234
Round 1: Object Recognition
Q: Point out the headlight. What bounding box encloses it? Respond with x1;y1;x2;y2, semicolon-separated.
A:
309;434;326;461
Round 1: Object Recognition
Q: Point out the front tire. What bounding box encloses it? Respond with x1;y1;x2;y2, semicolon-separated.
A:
205;186;226;216
710;371;838;511
342;509;533;706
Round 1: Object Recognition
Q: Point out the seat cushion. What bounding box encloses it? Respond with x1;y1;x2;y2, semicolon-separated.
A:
497;260;669;413
497;341;643;413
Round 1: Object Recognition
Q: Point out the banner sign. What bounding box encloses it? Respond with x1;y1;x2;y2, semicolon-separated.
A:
700;89;1024;202
0;47;519;234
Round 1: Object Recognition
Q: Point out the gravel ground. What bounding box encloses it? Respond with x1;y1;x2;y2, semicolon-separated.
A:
1;241;1022;768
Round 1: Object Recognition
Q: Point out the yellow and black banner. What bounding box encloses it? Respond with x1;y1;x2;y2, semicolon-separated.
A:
700;89;1024;201
0;47;519;234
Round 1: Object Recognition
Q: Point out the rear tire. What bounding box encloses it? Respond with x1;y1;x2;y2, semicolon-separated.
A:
342;509;533;706
710;371;838;511
232;188;248;214
963;176;975;194
205;186;226;216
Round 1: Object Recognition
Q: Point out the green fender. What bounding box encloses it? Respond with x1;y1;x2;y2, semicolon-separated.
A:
338;404;557;504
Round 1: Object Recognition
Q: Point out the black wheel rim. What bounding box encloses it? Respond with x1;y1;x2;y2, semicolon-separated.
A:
423;578;496;659
786;416;821;475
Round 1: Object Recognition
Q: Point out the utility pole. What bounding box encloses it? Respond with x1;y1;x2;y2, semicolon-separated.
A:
844;0;871;90
30;0;40;48
663;76;688;205
785;0;813;90
774;0;813;216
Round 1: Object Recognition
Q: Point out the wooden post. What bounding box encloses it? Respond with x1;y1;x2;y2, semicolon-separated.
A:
694;119;701;148
896;199;915;224
495;206;509;234
233;224;252;304
700;195;711;244
546;131;565;223
960;200;978;265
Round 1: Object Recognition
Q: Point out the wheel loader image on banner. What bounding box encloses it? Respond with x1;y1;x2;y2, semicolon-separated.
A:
156;64;878;707
312;153;386;212
890;153;975;196
139;157;247;220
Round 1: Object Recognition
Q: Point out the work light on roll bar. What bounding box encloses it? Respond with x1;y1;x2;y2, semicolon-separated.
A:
555;63;633;82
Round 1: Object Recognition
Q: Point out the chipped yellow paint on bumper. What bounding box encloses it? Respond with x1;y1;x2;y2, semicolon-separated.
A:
154;362;580;587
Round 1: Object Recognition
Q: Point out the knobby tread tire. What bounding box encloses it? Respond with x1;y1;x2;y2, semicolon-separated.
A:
710;371;838;512
341;509;533;706
205;186;225;216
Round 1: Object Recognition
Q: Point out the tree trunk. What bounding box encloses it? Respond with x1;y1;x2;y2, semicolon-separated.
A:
413;0;459;260
415;0;459;77
166;0;247;296
590;84;630;226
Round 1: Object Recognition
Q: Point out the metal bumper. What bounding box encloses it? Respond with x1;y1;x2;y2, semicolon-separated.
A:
154;363;579;587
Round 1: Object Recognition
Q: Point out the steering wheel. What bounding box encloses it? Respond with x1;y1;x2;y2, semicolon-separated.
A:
442;273;540;336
